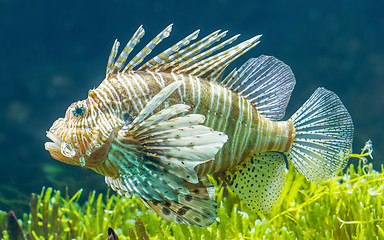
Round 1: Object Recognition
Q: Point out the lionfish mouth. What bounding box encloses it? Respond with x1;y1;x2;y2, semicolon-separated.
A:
45;131;81;166
45;131;61;153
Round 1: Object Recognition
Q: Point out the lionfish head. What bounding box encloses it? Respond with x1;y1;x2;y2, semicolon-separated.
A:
45;99;117;168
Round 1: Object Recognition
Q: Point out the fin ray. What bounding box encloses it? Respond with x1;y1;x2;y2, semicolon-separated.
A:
288;87;354;182
111;26;145;74
106;40;120;77
173;33;239;73
220;55;296;120
105;81;227;204
125;81;183;130
157;30;224;72
140;181;217;227
139;30;200;71
185;35;261;81
107;25;263;81
123;24;173;72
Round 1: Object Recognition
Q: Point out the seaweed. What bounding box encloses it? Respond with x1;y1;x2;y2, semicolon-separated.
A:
1;141;383;239
6;211;25;240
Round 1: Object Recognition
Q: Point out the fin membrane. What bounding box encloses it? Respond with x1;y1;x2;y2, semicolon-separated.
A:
225;152;287;214
141;181;217;227
220;55;296;120
288;87;354;183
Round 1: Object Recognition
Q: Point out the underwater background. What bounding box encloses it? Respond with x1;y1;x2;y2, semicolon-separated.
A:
0;0;383;219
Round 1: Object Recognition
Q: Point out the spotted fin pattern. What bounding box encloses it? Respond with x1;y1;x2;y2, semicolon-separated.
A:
225;152;287;214
141;181;218;227
220;55;296;120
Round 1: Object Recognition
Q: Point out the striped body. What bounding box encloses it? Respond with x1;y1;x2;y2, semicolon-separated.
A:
91;71;294;177
45;26;354;227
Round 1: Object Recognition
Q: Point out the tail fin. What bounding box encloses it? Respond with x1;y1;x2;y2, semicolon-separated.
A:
288;87;354;183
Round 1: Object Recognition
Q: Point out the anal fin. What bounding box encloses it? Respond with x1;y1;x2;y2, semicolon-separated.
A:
225;152;287;214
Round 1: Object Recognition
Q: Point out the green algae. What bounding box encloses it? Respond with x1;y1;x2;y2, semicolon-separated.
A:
1;142;383;239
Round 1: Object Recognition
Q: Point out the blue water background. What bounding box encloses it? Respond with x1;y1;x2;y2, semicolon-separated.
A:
0;0;383;214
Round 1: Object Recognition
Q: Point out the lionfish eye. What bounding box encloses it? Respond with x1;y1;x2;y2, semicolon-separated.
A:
73;106;86;118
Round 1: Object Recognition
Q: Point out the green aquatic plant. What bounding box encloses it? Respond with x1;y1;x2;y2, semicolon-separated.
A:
1;141;383;239
0;188;151;240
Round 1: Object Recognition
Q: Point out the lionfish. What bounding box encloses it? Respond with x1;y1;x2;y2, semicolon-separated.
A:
45;24;354;227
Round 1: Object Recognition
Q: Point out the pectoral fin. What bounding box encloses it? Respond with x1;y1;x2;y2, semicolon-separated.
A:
106;104;227;201
104;80;227;225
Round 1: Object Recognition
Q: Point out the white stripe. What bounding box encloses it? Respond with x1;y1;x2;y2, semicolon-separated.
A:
222;88;232;137
130;73;148;104
100;85;122;121
148;72;164;88
123;74;144;110
117;74;138;113
96;88;117;119
253;114;262;152
236;97;246;160
133;73;150;93
88;98;103;132
206;81;216;127
214;82;221;113
188;75;195;104
155;72;166;88
264;119;271;151
180;74;187;100
193;76;201;114
231;95;243;160
171;72;183;103
241;101;253;154
216;88;225;131
94;89;112;135
277;122;288;151
104;79;121;105
215;87;228;171
210;82;220;130
119;74;141;114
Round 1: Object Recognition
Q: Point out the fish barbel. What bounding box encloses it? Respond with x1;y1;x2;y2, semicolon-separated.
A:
45;24;354;227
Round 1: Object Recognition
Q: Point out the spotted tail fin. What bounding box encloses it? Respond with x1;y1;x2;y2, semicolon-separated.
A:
288;88;354;183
